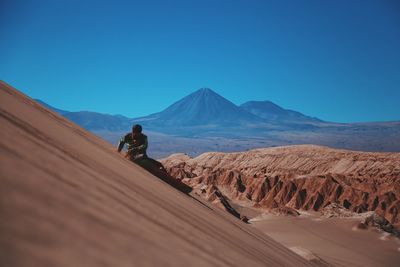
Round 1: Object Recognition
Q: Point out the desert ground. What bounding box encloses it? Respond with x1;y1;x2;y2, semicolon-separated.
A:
2;80;399;266
251;211;400;267
0;81;317;266
161;144;400;266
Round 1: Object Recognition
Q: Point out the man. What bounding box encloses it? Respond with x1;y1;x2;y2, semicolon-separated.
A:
117;124;192;194
117;124;148;162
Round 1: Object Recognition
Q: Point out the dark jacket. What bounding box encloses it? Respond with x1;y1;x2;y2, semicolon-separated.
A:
118;133;148;159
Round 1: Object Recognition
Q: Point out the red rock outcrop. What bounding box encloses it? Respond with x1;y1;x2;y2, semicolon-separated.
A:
161;146;400;226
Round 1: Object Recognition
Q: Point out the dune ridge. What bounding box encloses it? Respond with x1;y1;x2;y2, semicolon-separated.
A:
0;81;312;266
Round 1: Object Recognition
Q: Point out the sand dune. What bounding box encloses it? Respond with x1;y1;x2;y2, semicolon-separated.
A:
0;81;314;266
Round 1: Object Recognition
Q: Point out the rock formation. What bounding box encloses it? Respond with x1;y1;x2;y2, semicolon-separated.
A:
161;146;400;226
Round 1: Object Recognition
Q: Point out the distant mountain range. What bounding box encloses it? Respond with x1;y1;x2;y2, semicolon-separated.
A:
240;100;322;123
35;100;131;131
36;99;69;115
36;88;324;133
35;87;400;155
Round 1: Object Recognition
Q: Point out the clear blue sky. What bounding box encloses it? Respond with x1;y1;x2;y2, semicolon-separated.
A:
1;0;399;122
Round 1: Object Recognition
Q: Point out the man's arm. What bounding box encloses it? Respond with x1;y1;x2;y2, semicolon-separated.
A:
117;135;127;152
135;136;148;151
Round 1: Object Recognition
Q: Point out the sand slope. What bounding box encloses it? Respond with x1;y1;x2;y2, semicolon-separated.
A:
0;81;313;266
252;213;400;267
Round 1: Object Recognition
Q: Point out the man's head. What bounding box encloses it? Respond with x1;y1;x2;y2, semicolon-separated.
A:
132;124;142;137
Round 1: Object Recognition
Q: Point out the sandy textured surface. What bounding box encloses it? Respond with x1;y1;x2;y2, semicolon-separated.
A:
251;213;400;267
0;81;316;266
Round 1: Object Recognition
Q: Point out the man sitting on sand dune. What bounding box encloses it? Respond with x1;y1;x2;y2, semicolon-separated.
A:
117;124;148;163
117;124;192;194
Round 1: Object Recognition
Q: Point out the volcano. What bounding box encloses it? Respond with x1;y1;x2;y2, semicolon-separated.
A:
132;88;263;127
